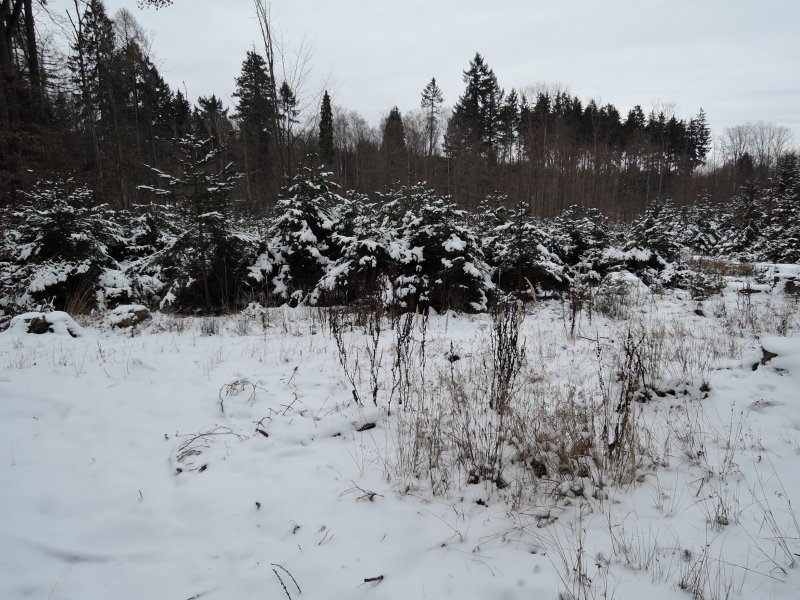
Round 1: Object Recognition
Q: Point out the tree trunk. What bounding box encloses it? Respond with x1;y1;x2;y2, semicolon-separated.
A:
23;0;41;122
0;0;24;126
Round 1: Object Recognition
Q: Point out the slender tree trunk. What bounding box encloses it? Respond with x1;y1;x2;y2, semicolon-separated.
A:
193;176;212;310
23;0;41;121
242;130;252;205
0;0;23;126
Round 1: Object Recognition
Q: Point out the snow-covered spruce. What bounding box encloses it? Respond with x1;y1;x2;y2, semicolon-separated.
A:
0;179;124;313
378;185;494;312
134;135;260;312
249;164;343;306
4;167;799;317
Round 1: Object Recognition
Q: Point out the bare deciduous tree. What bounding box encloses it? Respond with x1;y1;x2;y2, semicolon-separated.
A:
721;121;793;170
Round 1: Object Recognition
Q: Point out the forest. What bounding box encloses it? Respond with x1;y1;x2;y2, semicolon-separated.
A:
3;4;800;600
0;0;798;317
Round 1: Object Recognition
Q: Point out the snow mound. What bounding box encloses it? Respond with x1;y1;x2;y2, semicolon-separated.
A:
7;311;83;337
603;270;651;296
107;304;151;328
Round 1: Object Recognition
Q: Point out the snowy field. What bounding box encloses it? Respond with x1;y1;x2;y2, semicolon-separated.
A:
2;267;800;600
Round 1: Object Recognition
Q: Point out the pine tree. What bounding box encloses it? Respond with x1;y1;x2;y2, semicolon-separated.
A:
266;164;343;304
107;23;176;179
315;191;390;305
278;80;300;173
381;106;407;183
629;199;681;262
551;205;611;268
445;53;504;159
1;179;123;310
420;77;444;157
137;135;250;311
481;199;565;297
688;109;711;169
171;90;191;136
761;153;800;262
318;90;335;166
233;50;275;205
194;95;230;151
379;185;494;312
498;89;519;161
233;51;275;137
68;0;115;175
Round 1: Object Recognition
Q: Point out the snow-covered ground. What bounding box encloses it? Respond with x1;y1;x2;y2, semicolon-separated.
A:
2;269;800;600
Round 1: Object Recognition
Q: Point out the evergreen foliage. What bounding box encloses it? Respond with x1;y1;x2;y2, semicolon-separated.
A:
68;0;115;132
233;51;275;148
446;53;505;158
315;191;393;305
3;168;799;318
0;179;123;311
629;199;682;262
420;77;444;157
380;185;494;312
318;91;335;166
761;153;800;263
259;163;343;305
135;135;253;311
486;202;566;297
381;107;407;182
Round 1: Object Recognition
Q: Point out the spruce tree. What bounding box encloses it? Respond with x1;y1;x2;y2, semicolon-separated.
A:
761;153;800;262
381;106;407;182
68;0;115;174
420;77;444;157
267;164;342;304
233;51;275;137
233;50;275;204
318;90;335;166
171;90;191;136
688;109;711;169
445;53;504;158
137;135;249;311
498;89;519;161
194;95;230;151
278;81;300;173
2;179;123;311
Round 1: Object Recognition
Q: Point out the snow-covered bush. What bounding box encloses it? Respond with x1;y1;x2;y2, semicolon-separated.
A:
550;205;611;268
313;192;393;306
252;164;343;306
380;185;494;312
716;187;765;261
135;136;258;312
680;198;726;256
0;179;123;312
484;203;567;298
760;153;800;263
629;198;682;263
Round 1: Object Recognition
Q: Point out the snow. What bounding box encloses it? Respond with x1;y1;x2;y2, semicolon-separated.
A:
601;245;653;263
97;269;133;306
443;234;466;253
602;270;651;296
1;283;799;599
316;260;353;290
7;311;83;337
107;304;151;327
26;261;89;293
295;221;318;244
158;287;177;309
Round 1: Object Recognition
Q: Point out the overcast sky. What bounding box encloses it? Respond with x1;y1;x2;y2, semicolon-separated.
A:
101;0;799;146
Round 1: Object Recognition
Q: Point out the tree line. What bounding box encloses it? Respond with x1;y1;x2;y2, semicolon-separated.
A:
0;0;796;222
2;153;797;318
